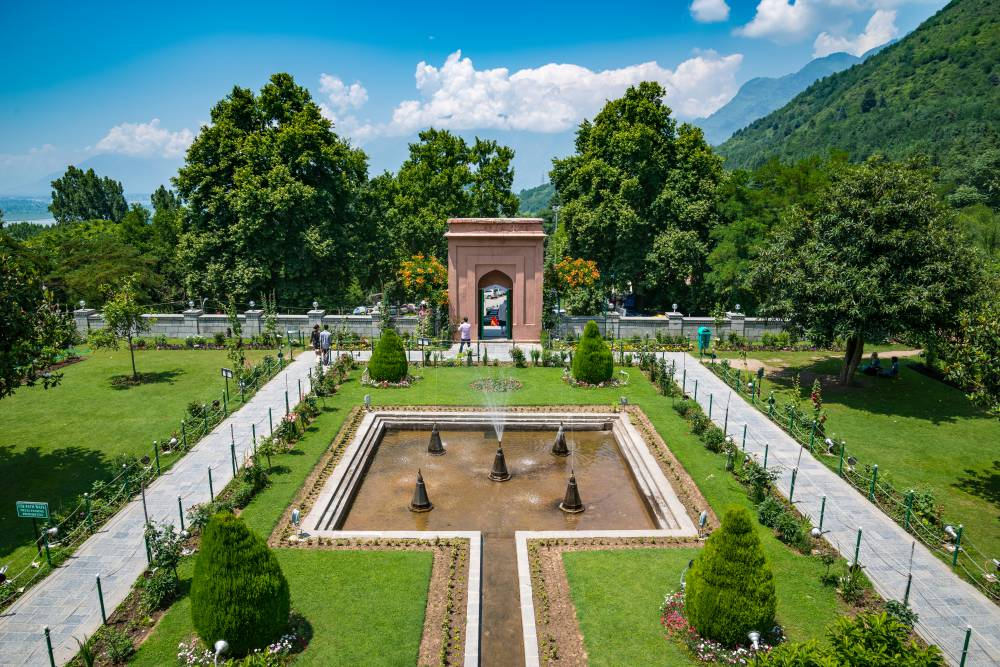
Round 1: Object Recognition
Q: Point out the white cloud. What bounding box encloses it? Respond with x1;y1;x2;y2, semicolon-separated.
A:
736;0;818;41
360;49;742;139
690;0;731;22
318;73;368;111
96;119;193;158
814;9;897;56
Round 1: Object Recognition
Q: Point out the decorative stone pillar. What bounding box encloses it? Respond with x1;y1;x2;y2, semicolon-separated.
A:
307;306;326;331
728;311;746;338
182;305;204;336
667;309;684;336
244;308;264;336
73;307;96;334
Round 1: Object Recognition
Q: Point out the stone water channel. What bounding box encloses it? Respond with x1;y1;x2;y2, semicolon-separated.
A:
340;427;657;667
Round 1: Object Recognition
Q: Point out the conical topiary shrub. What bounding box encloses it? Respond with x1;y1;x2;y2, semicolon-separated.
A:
571;320;613;384
685;506;776;646
190;512;290;656
368;329;408;382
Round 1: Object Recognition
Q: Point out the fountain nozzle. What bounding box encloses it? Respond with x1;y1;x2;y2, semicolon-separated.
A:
489;446;512;482
559;470;585;513
428;423;445;455
551;422;569;457
408;469;433;512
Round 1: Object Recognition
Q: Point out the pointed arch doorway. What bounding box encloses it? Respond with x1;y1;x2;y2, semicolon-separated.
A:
478;270;513;340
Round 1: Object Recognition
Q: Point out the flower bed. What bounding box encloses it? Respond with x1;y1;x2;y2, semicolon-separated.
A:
661;590;772;664
561;368;629;388
360;368;420;388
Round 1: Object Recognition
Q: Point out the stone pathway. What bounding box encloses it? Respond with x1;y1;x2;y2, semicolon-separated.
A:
664;352;1000;666
0;352;318;667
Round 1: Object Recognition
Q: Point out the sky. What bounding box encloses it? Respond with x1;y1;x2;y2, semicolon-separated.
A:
0;0;949;196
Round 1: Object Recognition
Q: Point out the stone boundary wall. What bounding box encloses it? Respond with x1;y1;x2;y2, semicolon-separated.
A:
559;312;786;342
72;308;786;342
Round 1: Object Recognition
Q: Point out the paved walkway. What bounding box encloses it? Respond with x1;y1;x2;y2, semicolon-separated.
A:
664;353;1000;666
0;352;318;666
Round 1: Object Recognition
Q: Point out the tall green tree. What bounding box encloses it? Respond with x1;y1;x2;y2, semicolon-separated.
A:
0;222;76;399
551;82;724;312
353;129;518;292
49;165;128;223
88;275;151;380
749;157;980;385
175;73;368;305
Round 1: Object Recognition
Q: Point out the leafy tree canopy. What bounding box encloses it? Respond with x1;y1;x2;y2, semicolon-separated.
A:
175;73;368;306
748;156;981;385
551;82;724;312
49;165;128;224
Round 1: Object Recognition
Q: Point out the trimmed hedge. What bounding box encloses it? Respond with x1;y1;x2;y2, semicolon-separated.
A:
368;329;408;382
190;512;290;656
571;321;613;384
685;506;776;646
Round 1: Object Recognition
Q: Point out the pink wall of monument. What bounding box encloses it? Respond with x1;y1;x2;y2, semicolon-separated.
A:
446;218;546;342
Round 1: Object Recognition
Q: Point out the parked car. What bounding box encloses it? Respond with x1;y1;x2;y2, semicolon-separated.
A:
352;306;367;315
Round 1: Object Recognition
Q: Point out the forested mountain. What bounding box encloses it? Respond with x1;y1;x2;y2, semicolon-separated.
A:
697;51;863;145
517;182;555;214
717;0;1000;184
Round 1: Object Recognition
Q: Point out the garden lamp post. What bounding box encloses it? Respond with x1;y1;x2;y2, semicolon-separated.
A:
213;639;229;666
748;630;761;650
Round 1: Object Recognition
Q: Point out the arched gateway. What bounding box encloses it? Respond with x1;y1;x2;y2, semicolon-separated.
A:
446;218;545;343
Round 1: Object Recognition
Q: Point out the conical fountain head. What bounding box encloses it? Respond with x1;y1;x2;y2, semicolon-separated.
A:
408;469;433;512
489;445;512;482
551;423;569;456
559;470;585;513
428;423;445;455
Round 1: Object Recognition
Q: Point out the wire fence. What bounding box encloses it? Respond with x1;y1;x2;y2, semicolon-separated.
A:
0;354;285;610
703;357;1000;605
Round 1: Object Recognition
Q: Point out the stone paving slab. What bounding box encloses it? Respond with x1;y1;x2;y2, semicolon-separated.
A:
664;352;1000;666
0;352;317;667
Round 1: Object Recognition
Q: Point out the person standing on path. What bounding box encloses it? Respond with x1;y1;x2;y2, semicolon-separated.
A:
458;317;472;353
319;325;332;365
310;324;320;354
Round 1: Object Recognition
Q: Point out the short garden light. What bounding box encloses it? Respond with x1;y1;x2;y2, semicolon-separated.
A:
679;558;694;590
313;301;319;310
846;455;858;472
364;394;371;410
672;303;678;312
735;304;741;312
249;300;255;308
213;639;229;666
169;436;178;449
945;525;958;541
188;299;195;309
748;630;760;650
619;396;628;406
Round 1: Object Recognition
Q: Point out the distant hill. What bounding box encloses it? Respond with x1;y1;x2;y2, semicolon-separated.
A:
8;153;181;197
697;52;864;145
517;182;555;214
717;0;1000;181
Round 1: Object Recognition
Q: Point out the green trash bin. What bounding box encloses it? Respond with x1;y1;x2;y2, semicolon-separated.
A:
697;326;712;354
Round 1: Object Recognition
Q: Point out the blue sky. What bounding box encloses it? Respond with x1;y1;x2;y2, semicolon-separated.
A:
0;0;948;195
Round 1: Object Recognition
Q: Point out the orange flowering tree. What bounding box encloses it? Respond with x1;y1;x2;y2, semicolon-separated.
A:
398;253;448;306
554;257;600;291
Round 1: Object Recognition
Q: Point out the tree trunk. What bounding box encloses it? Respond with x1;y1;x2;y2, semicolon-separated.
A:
128;333;138;380
838;334;864;386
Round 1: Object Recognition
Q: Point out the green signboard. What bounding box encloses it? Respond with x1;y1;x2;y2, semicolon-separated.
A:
16;501;49;520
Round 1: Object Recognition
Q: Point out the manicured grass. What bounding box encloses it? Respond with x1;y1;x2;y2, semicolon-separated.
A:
130;549;432;666
715;349;1000;563
129;363;846;665
0;348;266;578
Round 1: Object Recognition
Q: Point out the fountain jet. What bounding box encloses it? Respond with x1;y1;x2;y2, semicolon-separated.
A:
428;423;445;455
559;470;585;513
551;422;569;457
408;469;434;512
489;446;512;482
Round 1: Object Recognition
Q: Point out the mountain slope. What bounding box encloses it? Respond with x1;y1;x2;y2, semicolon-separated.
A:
697;52;862;145
518;182;555;214
717;0;1000;181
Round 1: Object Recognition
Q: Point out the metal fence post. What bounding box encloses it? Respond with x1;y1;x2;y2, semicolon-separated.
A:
763;443;769;469
44;626;55;667
182;420;188;449
208;468;214;501
178;496;185;532
904;490;914;531
141;482;149;524
96;575;107;624
818;495;827;532
789;468;798;503
838;443;846;477
853;527;863;567
708;393;713;418
694;379;698;401
868;464;879;501
153;440;161;475
959;626;971;667
269;407;273;435
741;424;747;451
85;492;93;533
230;442;237;477
952;525;963;566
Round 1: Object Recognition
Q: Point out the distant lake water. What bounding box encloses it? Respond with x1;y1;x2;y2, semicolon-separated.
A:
1;194;151;226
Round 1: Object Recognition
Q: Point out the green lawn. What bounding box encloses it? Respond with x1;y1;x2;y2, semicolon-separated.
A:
130;549;432;666
116;364;843;665
715;349;1000;563
0;347;266;578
